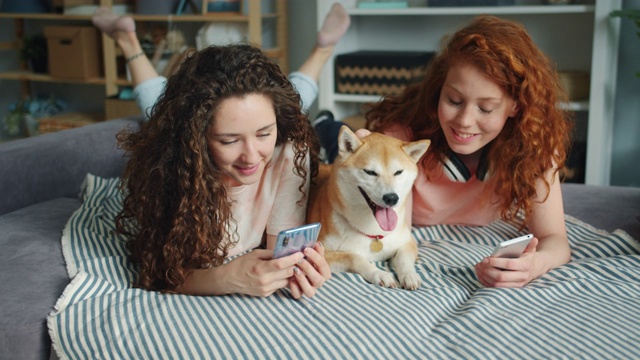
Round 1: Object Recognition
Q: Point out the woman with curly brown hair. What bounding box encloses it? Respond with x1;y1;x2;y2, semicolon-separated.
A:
115;44;330;298
361;15;573;288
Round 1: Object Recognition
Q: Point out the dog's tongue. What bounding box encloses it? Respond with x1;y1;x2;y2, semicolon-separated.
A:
375;206;397;231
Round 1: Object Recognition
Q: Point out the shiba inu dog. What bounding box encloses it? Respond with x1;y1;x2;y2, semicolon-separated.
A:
307;126;430;290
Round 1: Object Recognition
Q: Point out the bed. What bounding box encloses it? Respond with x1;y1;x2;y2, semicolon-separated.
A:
48;174;640;359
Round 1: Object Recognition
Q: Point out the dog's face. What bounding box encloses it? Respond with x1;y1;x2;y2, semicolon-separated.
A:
334;127;430;232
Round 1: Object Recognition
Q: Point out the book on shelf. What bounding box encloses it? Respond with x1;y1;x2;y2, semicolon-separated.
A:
357;1;409;10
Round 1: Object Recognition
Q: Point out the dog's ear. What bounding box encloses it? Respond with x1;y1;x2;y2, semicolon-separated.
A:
402;139;430;164
337;126;362;158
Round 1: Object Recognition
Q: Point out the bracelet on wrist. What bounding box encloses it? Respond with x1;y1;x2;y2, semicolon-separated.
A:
126;51;145;63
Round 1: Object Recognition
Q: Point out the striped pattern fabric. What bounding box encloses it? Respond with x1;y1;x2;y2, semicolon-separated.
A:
48;174;640;360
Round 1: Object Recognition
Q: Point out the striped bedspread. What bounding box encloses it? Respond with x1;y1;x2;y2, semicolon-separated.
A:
48;174;640;360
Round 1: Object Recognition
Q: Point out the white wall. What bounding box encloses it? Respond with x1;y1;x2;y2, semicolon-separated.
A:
288;0;318;117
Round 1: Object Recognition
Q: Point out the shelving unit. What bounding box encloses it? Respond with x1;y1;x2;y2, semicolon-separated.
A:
316;0;621;186
0;0;287;117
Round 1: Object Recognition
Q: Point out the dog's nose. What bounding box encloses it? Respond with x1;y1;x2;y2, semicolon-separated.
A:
383;193;399;206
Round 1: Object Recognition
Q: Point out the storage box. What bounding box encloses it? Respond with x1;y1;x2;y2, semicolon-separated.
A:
105;98;141;120
44;26;101;79
335;51;435;96
202;0;240;14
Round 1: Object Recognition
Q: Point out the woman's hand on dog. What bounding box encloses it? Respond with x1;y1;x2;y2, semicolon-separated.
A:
288;243;332;299
475;237;539;288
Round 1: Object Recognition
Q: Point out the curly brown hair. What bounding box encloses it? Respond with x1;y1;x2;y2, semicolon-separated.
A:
115;44;319;293
366;15;572;225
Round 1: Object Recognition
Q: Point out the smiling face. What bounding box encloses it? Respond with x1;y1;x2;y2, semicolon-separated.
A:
438;62;519;158
207;94;278;187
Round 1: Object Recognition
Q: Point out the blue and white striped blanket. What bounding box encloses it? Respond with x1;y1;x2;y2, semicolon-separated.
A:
48;174;640;360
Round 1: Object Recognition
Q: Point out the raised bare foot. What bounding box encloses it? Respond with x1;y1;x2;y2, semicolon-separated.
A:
92;7;135;37
316;3;351;48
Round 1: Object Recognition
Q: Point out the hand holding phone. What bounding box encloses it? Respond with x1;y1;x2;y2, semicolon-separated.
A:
273;222;321;259
491;234;533;258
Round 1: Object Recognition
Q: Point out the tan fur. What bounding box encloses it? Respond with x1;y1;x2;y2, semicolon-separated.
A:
307;127;430;289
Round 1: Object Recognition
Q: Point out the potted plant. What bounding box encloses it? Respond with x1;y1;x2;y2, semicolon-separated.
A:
611;9;640;78
2;100;32;140
20;34;48;74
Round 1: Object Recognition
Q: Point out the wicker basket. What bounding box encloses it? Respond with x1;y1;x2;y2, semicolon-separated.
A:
335;51;435;96
105;98;141;120
38;112;101;134
558;71;590;101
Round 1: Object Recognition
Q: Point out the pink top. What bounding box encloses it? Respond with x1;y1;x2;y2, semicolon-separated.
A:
226;142;309;257
411;166;500;226
384;126;501;227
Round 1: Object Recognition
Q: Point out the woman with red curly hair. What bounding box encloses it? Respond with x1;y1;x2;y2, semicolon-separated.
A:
115;44;329;298
364;15;573;287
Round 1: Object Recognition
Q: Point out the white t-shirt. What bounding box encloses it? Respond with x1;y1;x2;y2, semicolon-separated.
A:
226;142;309;257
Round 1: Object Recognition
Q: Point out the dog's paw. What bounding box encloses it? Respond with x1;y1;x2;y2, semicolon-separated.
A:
398;272;421;291
372;270;398;288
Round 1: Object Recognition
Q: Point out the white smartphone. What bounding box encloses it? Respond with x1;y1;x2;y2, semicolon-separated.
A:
491;234;534;258
272;222;321;259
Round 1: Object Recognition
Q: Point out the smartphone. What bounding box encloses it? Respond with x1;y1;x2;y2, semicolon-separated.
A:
491;234;534;258
272;222;321;259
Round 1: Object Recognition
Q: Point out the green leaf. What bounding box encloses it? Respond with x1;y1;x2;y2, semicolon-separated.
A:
610;9;640;21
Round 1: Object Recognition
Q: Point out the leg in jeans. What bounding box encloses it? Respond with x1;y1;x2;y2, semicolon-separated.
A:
312;110;350;164
93;7;166;117
290;3;351;111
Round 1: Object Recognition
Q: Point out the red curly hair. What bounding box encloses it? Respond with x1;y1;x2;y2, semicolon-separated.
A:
366;15;572;225
115;44;320;293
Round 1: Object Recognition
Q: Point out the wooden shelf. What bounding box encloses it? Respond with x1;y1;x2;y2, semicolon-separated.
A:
0;0;288;119
0;12;279;22
348;5;595;16
332;93;589;112
317;0;621;185
0;71;106;84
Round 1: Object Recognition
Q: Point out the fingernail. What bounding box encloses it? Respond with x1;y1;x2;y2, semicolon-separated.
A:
317;242;323;248
294;266;300;274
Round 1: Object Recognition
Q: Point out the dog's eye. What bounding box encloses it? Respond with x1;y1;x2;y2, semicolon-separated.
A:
394;170;404;176
363;169;377;176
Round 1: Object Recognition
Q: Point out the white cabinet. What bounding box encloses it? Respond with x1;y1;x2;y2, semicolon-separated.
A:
316;0;621;186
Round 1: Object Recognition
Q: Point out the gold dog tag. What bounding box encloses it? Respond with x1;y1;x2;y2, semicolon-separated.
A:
370;239;383;253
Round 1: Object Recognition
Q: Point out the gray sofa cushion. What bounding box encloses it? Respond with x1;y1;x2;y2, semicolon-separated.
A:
0;197;81;360
0;118;140;216
562;183;640;239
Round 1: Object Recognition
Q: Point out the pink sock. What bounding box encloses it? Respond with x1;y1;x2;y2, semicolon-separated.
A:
317;3;351;48
92;7;135;37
